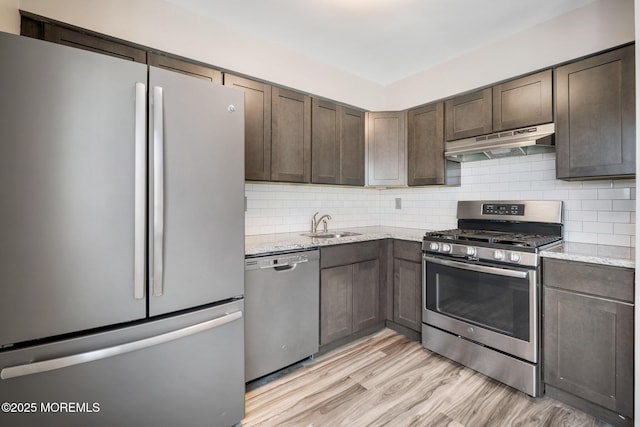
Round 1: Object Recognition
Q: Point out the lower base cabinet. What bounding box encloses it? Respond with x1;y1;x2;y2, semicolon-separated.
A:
543;258;634;427
392;241;422;333
320;242;380;346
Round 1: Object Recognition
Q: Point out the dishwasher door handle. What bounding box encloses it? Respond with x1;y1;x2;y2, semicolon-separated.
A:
259;258;309;270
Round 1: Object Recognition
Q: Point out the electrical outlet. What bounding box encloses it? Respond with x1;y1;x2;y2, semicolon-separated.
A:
395;197;402;209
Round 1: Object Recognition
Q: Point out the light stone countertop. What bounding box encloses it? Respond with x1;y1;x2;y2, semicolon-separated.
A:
245;226;425;257
540;242;635;269
246;227;636;269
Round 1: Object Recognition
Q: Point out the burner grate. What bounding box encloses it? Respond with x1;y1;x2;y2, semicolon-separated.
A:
424;229;561;248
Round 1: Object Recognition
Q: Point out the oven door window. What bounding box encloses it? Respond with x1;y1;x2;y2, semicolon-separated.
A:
425;260;530;341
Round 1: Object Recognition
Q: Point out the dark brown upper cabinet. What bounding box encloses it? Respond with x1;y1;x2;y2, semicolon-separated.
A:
148;53;222;84
366;111;407;187
312;100;365;186
224;74;272;181
312;99;340;185
271;87;311;183
23;21;147;63
407;102;459;186
493;69;552;132
555;45;635;180
339;107;365;186
445;88;492;141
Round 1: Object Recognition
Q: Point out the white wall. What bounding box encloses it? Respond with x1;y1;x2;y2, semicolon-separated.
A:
0;0;18;33
384;0;635;110
13;0;634;111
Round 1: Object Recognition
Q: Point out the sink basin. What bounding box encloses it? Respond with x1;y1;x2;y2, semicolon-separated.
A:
301;231;362;239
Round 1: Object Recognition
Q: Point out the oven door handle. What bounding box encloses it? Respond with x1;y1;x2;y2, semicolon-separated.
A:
423;255;528;279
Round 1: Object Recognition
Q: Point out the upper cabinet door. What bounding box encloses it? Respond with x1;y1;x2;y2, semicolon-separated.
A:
366;111;407;187
407;102;446;186
271;87;311;183
224;74;272;181
445;88;492;141
340;107;365;186
493;70;552;132
148;52;222;84
555;45;635;180
312;99;340;185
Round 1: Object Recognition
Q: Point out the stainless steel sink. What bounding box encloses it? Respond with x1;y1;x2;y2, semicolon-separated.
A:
300;231;361;239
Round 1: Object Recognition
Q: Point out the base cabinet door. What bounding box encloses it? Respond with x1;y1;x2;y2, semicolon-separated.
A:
392;241;422;332
544;287;633;418
353;259;380;332
320;264;353;345
543;259;634;425
320;242;380;347
393;258;422;332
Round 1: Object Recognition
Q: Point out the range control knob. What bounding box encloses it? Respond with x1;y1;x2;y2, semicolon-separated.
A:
441;244;452;253
465;246;476;256
509;253;521;263
493;250;505;260
429;242;439;251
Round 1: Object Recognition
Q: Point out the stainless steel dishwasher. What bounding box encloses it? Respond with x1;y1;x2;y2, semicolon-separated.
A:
244;249;319;382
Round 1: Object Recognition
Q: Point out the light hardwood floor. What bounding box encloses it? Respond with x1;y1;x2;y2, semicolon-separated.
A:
242;328;604;427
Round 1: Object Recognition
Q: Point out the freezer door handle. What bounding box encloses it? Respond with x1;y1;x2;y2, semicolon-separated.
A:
0;310;243;380
152;86;165;297
134;82;146;300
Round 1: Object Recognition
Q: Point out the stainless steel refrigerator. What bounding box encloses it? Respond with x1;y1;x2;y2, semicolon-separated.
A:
0;31;245;426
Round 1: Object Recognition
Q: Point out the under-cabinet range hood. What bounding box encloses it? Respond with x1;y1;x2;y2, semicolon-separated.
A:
445;123;555;162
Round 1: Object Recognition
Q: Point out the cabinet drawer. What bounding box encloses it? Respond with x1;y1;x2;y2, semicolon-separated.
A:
321;241;379;269
543;258;634;303
393;240;422;263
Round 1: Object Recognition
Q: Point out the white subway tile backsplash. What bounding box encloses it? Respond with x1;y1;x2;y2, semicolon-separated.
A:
598;234;631;247
597;211;631;223
567;231;598;244
244;153;636;247
598;188;632;200
580;200;612;211
583;221;613;234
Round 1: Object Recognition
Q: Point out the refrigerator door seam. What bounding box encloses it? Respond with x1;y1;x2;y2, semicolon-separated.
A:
0;310;242;380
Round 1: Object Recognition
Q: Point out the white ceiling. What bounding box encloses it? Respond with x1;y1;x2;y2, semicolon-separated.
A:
167;0;597;85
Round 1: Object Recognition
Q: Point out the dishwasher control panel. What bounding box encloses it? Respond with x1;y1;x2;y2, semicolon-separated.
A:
245;250;319;270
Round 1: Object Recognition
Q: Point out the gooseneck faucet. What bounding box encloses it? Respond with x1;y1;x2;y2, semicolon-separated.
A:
311;211;332;233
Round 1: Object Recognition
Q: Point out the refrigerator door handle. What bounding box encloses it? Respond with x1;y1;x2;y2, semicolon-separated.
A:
134;82;146;300
0;310;243;380
152;86;165;297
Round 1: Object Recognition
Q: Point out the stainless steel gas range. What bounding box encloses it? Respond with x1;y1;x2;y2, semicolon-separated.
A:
421;200;563;397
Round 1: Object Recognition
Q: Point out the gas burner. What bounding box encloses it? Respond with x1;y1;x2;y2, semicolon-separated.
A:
424;229;561;249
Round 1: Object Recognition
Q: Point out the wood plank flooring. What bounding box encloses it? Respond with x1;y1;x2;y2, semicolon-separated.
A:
242;329;604;427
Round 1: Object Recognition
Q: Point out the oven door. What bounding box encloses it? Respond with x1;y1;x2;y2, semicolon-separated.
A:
422;254;538;362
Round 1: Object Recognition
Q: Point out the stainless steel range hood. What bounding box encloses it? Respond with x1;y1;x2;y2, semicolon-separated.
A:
445;123;555;162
